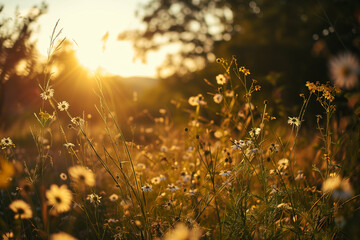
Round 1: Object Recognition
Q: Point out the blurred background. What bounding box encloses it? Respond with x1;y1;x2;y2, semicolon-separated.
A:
1;0;360;132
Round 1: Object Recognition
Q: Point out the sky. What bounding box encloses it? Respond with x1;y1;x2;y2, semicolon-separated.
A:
2;0;177;77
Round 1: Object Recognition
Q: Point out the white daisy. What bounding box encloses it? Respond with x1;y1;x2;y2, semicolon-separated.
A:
57;101;69;111
141;183;153;192
71;117;85;126
288;117;301;127
40;87;54;100
213;94;223;104
1;137;13;147
219;170;231;177
188;94;206;106
329;52;360;90
167;183;179;192
277;158;289;171
249;128;261;138
87;193;102;206
216;74;227;85
231;140;246;150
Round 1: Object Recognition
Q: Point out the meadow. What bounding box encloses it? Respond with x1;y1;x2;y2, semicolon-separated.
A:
1;23;360;240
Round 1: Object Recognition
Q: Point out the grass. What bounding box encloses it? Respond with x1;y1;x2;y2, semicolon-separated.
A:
0;24;359;240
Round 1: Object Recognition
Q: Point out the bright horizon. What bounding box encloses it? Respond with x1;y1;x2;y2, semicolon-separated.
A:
2;0;179;77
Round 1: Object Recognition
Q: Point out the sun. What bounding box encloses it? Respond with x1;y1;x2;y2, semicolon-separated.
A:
75;39;164;77
75;46;103;73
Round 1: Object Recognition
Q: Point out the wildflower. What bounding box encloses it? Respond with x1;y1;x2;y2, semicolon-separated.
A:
87;193;102;206
306;81;317;93
277;158;289;171
109;194;119;202
50;232;77;240
239;66;250;75
167;183;179;192
225;90;234;97
64;142;75;149
46;185;73;214
39;111;54;121
329;52;360;90
9;200;33;219
68;165;95;187
71;117;84;126
1;137;13;147
164;223;202;240
188;94;206;106
151;177;161;185
213;94;223;103
40;87;54;100
57;101;69;111
288;117;301;127
60;173;68;181
219;170;231;177
188;189;198;196
160;145;168;153
322;176;353;200
231;140;246;150
141;183;153;192
159;174;166;181
216;74;227;85
249;128;261;138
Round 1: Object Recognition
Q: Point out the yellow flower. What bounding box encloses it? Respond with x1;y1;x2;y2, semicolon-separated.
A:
50;232;77;240
68;165;95;187
9;200;33;219
46;185;73;214
164;223;201;240
39;111;54;121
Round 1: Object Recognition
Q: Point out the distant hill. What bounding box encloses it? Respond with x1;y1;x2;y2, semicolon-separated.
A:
103;75;158;94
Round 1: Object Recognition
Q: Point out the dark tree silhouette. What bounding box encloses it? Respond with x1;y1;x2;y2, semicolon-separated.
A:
0;3;47;122
120;0;360;79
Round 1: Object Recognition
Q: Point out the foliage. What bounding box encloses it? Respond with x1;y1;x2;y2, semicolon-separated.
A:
0;3;47;123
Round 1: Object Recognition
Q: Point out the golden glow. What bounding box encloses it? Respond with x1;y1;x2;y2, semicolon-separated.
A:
5;0;181;77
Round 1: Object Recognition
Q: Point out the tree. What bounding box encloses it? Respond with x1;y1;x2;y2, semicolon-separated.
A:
120;0;360;78
120;0;360;117
0;3;47;123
